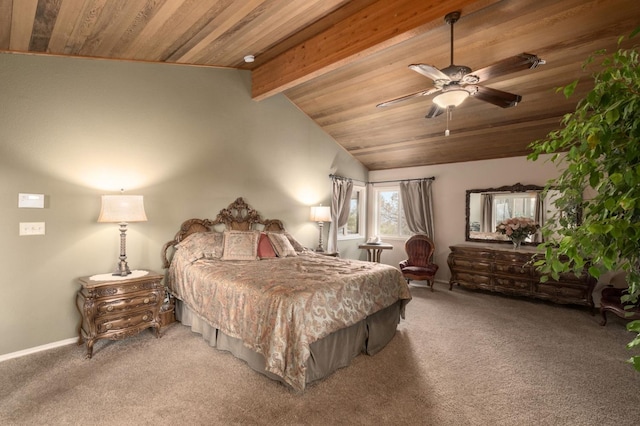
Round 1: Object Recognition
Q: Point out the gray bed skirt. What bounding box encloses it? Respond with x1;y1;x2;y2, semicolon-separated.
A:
175;299;402;389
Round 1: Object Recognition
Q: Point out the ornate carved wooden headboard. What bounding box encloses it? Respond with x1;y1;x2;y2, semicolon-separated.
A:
161;197;285;268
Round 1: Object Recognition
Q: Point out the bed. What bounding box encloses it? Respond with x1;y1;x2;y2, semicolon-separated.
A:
161;198;412;391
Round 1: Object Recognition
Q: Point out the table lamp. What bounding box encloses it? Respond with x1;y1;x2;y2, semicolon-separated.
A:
98;194;147;276
310;205;331;252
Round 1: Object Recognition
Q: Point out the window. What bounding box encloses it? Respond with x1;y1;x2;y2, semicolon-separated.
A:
373;186;411;238
338;185;365;239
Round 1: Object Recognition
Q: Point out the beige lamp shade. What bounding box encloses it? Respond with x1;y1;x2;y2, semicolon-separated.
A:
433;89;469;108
310;206;331;222
98;195;147;223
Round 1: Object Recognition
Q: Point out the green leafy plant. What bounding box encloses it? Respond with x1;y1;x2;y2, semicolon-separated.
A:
528;27;640;371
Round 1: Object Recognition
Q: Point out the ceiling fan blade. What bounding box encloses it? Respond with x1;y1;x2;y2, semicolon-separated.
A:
472;85;522;108
376;88;440;108
464;53;545;83
425;104;444;118
409;64;450;82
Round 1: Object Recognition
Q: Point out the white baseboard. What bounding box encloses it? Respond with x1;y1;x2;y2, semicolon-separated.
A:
0;337;77;363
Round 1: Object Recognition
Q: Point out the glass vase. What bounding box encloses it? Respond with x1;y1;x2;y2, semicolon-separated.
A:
510;236;525;249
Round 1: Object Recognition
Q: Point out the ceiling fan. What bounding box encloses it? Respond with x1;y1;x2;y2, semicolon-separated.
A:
376;11;545;131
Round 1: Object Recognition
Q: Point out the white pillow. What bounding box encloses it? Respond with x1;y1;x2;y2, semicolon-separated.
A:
222;231;259;261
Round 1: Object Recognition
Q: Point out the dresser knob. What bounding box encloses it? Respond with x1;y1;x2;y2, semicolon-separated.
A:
143;315;149;321
105;324;112;329
143;298;150;304
107;306;114;311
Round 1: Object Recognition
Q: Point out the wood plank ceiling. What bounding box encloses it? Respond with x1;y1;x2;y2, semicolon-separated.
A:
1;0;639;170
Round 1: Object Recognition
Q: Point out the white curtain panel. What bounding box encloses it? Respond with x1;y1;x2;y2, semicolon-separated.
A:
328;178;353;252
400;179;435;239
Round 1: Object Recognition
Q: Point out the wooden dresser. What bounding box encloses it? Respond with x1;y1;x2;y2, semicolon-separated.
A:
447;244;596;309
76;271;164;358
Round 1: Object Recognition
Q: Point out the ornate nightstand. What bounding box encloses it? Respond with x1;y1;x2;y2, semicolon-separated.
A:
76;270;164;359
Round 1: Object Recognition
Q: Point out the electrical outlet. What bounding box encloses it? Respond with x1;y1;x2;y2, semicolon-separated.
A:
19;222;45;236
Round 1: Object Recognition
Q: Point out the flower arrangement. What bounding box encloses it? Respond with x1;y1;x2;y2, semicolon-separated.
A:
495;217;540;241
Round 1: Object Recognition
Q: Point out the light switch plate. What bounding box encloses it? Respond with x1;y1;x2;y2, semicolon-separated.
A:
19;222;45;236
18;193;45;208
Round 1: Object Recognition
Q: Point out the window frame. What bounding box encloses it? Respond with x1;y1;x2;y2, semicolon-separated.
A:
372;185;411;239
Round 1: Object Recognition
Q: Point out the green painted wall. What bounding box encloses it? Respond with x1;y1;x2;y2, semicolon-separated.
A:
0;53;367;355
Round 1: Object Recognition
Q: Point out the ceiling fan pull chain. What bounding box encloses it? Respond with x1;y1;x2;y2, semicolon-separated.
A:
445;106;452;136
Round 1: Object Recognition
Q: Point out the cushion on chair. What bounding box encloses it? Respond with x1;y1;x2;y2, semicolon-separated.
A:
400;265;439;276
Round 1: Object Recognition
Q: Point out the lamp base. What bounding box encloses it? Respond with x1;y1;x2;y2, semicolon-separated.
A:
112;223;131;276
112;260;131;276
315;221;326;253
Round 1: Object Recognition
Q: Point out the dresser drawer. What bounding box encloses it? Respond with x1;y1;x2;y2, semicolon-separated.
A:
90;280;162;298
450;247;494;259
96;291;162;316
494;262;532;276
494;276;532;291
449;257;492;272
96;309;156;334
535;282;589;301
454;271;491;286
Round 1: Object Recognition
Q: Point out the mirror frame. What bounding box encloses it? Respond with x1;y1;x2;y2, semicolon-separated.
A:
465;182;544;245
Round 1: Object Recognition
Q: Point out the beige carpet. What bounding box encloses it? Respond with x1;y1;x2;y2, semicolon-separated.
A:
1;285;639;425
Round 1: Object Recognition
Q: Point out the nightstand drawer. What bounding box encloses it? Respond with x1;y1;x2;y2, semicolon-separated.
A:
96;291;162;316
96;309;155;334
91;280;162;298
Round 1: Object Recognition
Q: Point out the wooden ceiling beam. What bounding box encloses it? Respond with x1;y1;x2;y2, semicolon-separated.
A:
251;0;499;101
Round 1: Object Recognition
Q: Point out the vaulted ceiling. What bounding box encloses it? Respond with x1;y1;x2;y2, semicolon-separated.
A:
1;0;638;170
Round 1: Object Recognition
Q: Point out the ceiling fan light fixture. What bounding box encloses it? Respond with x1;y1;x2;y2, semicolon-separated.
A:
433;89;469;108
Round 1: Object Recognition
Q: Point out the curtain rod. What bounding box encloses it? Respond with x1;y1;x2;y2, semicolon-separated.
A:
329;174;435;185
328;174;366;185
369;176;435;185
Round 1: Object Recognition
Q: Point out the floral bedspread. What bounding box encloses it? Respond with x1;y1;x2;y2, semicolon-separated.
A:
168;250;411;390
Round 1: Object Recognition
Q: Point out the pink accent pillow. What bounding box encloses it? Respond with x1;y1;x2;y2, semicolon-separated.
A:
257;233;277;259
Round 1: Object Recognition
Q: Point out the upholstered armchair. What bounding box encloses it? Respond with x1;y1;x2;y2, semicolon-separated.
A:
399;234;439;291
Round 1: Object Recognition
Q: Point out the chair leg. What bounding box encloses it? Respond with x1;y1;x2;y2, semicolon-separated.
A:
600;308;608;326
429;280;434;292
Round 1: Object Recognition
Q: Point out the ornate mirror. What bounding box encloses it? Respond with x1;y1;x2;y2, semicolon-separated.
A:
465;183;562;245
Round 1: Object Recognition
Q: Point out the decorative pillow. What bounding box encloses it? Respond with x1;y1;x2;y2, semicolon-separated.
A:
222;230;259;261
202;232;225;259
175;232;224;262
268;230;305;252
267;232;298;257
257;232;277;259
284;232;305;252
